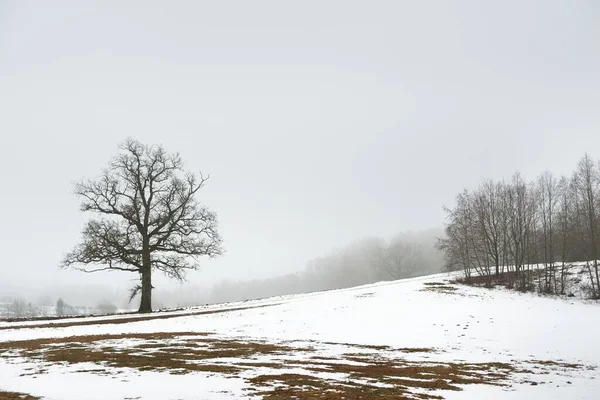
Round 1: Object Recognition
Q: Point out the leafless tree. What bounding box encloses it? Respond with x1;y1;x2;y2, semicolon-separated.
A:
374;240;422;280
555;176;574;294
473;180;504;277
438;190;478;279
56;298;66;316
61;139;223;313
10;298;28;318
572;154;600;298
537;171;559;292
504;174;538;290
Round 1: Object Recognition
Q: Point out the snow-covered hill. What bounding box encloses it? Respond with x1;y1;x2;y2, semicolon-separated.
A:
1;273;599;399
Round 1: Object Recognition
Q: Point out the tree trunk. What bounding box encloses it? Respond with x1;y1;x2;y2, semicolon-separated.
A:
594;259;600;299
138;244;152;313
139;267;152;313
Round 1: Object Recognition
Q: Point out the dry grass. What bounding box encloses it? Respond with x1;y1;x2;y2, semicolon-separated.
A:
527;360;587;370
0;391;40;400
0;332;210;352
249;355;591;399
320;341;391;351
453;270;543;292
1;331;592;399
248;373;431;400
248;357;515;399
420;283;459;294
396;347;437;353
307;340;438;355
1;332;294;376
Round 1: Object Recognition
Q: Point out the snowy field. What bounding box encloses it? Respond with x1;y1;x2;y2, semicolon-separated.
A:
1;273;599;399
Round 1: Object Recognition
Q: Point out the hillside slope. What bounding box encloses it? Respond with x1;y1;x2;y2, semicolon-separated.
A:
1;273;599;399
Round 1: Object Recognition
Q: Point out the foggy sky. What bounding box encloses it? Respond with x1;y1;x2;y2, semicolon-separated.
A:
1;1;599;293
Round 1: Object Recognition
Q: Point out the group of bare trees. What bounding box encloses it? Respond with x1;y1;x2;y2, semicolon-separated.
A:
437;155;600;298
0;298;40;318
0;296;120;319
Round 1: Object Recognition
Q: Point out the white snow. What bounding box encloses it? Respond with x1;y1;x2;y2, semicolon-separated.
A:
1;272;599;399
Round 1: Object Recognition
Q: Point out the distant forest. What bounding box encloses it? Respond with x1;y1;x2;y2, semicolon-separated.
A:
437;154;600;298
156;230;444;307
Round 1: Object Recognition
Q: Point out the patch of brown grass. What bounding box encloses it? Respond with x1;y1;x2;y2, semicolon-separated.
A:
247;353;518;399
0;391;40;400
315;341;436;354
237;362;288;369
0;331;294;376
250;371;444;399
315;358;512;386
396;347;437;353
308;340;436;354
2;331;592;400
0;332;210;352
320;341;391;351
420;284;459;294
250;373;428;400
529;360;586;369
340;348;436;360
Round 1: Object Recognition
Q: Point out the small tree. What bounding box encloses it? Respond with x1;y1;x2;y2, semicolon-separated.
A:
61;139;223;313
56;298;65;316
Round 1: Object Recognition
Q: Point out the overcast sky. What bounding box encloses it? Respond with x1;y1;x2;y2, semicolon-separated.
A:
1;1;599;292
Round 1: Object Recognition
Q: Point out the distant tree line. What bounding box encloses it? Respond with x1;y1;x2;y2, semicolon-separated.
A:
0;296;119;319
437;154;600;298
0;298;42;319
207;230;444;304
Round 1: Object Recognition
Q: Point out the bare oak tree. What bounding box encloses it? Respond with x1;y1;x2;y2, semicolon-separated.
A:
374;240;422;280
61;139;223;313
